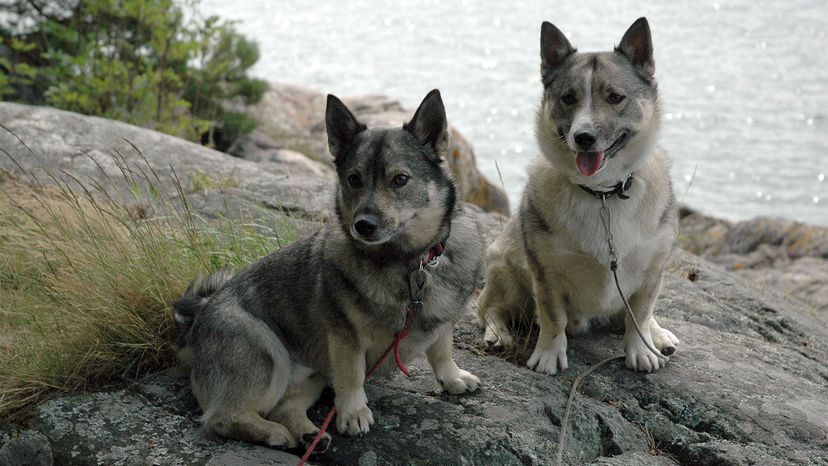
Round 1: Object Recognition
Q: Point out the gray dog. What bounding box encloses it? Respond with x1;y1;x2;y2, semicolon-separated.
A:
174;89;484;450
477;18;680;375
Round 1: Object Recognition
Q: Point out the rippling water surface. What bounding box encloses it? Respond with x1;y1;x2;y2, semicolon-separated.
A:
202;0;827;225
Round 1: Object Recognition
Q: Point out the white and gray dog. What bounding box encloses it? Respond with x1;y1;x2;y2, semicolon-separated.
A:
175;90;484;450
477;17;680;375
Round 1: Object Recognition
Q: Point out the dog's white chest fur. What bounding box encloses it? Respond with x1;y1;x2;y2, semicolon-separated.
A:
488;153;674;320
533;195;656;316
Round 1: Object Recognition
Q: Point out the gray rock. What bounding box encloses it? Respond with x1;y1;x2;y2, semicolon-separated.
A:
0;430;52;466
679;206;828;317
13;249;828;466
0;102;335;227
2;104;827;465
736;257;828;317
230;129;335;180
247;83;510;215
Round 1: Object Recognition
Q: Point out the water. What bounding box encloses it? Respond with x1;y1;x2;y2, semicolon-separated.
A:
201;0;828;225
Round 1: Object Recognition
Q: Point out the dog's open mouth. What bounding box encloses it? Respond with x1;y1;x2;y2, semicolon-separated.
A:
575;151;605;176
574;132;630;177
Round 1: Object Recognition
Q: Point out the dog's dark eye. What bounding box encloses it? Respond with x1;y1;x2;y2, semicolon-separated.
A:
391;174;409;188
560;93;577;106
347;174;362;189
607;93;626;105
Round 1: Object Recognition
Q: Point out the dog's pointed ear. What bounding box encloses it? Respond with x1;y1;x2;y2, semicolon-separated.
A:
540;21;575;74
326;94;366;161
616;17;655;78
404;89;448;162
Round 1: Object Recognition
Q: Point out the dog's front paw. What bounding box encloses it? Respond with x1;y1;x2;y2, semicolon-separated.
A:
336;403;374;436
439;369;480;394
527;333;568;375
625;334;666;372
652;327;679;356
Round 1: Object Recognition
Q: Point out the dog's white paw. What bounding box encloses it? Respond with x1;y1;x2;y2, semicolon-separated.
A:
527;333;568;375
625;333;666;372
483;321;513;348
336;403;374;436
652;327;679;356
266;423;297;448
440;369;480;394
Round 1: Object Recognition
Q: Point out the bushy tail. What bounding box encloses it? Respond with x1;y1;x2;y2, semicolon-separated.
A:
173;269;236;364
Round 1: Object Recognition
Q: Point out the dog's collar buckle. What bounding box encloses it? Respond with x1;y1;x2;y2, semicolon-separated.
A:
578;173;635;200
421;241;445;269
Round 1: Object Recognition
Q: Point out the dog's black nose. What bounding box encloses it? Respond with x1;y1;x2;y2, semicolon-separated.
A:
574;131;597;149
354;214;378;237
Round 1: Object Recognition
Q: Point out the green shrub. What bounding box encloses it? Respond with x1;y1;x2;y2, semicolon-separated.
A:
0;0;265;150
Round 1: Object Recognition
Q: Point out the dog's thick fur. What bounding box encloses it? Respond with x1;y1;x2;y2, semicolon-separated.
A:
175;90;484;449
477;18;680;375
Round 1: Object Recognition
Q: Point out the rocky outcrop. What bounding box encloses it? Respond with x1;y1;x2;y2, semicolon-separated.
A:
2;103;827;465
245;83;510;215
0;102;336;236
3;250;826;465
679;207;828;318
230;129;335;180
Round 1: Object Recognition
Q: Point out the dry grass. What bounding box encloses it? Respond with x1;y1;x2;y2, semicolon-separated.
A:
0;160;295;420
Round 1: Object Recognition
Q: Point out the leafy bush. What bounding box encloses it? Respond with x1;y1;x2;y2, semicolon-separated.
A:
0;0;266;151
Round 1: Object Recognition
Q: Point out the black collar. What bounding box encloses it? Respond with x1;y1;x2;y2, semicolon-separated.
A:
578;173;635;200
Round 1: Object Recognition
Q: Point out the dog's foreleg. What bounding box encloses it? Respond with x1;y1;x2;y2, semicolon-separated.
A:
328;332;373;436
426;325;480;394
527;275;569;375
624;273;667;372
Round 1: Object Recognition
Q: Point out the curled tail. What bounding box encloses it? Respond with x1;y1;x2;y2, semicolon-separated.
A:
173;269;236;364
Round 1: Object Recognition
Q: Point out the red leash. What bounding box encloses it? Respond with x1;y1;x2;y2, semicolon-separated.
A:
297;305;417;465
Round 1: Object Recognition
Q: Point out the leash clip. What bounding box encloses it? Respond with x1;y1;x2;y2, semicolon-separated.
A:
409;300;424;313
409;268;428;302
425;256;441;269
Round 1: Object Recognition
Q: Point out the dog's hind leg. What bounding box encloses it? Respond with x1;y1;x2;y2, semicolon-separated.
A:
480;307;514;348
477;263;521;348
192;309;296;448
268;366;331;452
211;411;296;448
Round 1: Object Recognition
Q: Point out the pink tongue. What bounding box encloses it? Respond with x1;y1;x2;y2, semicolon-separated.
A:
576;151;605;176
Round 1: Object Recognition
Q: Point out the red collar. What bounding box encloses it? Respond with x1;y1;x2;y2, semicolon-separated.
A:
421;241;445;268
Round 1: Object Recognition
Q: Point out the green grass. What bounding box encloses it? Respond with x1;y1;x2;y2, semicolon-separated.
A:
0;160;296;420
